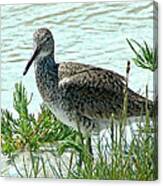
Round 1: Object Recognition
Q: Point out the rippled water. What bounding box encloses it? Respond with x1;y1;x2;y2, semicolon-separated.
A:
1;1;156;113
1;0;157;178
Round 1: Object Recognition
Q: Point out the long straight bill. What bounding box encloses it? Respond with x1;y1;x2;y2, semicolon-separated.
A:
23;47;40;76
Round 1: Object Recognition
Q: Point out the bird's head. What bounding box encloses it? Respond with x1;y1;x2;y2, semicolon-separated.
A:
23;28;54;76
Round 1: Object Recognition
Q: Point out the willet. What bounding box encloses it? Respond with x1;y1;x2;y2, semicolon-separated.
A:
23;28;153;154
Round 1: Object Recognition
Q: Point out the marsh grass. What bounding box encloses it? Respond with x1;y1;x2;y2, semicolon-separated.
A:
1;40;158;180
126;39;157;71
1;81;157;180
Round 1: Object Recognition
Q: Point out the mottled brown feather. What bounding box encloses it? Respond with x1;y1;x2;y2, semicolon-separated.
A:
58;62;153;120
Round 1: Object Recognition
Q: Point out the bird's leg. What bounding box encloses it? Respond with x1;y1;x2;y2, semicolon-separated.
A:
84;133;94;163
75;136;83;168
76;115;94;166
76;122;84;167
77;148;83;168
86;136;93;157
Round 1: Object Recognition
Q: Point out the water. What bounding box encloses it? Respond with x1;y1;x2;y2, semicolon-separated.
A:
1;1;156;177
1;0;155;114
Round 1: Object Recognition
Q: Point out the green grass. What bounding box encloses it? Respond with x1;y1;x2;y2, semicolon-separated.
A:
1;82;157;180
126;39;157;71
1;40;158;179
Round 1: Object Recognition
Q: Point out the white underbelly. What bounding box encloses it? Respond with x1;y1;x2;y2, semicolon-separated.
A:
47;102;150;133
49;105;78;130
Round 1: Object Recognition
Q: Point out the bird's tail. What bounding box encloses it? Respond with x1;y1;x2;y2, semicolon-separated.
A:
127;89;156;118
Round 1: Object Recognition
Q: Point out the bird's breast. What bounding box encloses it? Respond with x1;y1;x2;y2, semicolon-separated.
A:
34;60;58;102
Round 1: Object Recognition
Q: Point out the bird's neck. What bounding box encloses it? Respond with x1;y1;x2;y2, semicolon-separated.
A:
34;55;59;102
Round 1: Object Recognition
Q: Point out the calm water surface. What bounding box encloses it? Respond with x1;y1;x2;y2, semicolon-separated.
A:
1;0;156;114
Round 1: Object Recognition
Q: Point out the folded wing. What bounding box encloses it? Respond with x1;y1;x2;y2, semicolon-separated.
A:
58;62;127;120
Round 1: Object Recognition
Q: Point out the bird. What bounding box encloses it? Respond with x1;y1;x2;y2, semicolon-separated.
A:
23;28;154;136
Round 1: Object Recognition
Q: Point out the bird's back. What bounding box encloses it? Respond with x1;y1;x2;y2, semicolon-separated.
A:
57;62;153;121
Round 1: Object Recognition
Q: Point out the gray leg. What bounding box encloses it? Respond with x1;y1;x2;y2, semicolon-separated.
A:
87;136;93;156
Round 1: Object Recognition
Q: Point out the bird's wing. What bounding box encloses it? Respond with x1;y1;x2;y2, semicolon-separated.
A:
58;62;126;120
58;62;126;81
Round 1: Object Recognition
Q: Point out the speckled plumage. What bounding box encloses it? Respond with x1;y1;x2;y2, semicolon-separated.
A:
24;28;153;133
